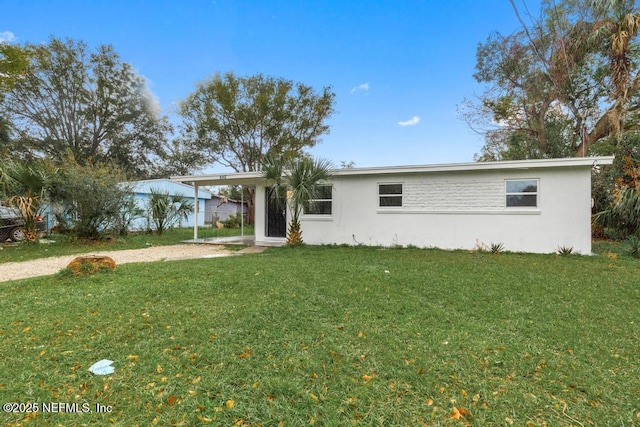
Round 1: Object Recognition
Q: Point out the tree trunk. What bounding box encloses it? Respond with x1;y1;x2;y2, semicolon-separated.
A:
244;187;255;225
576;102;624;156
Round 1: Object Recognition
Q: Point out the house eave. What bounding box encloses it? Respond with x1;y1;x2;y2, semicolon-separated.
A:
331;156;615;177
171;172;264;187
170;157;615;186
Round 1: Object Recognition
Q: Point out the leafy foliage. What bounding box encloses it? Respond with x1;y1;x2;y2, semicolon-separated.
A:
490;242;505;254
221;212;243;229
0;159;56;242
147;188;194;235
0;43;29;95
557;245;575;255
465;0;640;160
50;158;130;239
626;234;640;257
179;72;335;174
0;37;172;178
594;151;640;237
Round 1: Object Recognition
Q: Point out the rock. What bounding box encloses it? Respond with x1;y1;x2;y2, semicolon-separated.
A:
67;255;117;276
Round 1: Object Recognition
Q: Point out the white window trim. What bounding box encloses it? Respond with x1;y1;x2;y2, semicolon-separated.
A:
302;185;333;217
505;178;539;208
378;182;404;208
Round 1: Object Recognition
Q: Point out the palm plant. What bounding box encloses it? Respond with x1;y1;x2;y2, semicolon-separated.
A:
147;188;194;235
589;0;640;102
0;159;56;242
262;155;333;245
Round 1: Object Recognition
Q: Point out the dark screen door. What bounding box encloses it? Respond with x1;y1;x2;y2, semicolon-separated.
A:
266;187;286;238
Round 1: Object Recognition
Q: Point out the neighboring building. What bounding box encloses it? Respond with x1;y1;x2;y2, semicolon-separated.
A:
204;196;248;223
171;157;614;254
126;179;212;231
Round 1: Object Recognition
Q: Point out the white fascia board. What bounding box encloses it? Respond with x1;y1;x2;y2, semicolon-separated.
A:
332;156;614;177
171;157;615;184
171;171;264;187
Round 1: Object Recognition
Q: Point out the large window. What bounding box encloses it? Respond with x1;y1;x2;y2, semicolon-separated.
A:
304;185;332;215
379;183;403;207
506;179;538;207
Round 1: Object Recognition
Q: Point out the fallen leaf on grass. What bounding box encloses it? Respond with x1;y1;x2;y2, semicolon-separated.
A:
167;395;175;406
450;406;471;419
238;347;253;359
425;398;433;406
226;399;235;409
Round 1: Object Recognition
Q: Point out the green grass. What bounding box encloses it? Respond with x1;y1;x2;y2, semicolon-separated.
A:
1;246;639;426
0;226;254;263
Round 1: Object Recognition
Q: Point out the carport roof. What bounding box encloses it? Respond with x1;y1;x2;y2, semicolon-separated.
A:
171;171;264;187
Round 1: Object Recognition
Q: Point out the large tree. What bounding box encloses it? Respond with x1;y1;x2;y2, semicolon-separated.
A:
464;0;640;160
179;72;335;222
179;72;335;172
1;37;172;178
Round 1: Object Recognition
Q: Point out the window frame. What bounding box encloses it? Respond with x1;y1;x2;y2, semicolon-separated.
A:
505;179;539;208
378;182;403;208
303;184;333;216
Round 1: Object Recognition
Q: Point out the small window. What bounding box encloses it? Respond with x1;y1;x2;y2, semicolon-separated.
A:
506;179;538;207
304;185;332;215
379;183;403;207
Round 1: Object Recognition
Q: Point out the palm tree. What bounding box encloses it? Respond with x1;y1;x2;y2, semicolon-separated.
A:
147;188;194;235
589;0;640;102
1;159;56;241
262;155;333;245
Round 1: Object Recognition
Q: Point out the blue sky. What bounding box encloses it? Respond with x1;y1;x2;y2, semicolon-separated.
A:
1;0;534;170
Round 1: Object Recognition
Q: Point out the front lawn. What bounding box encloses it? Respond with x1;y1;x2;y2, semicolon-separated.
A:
0;246;638;426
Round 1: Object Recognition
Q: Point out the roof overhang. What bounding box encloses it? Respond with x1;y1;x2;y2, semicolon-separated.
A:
171;171;264;187
330;156;615;176
170;157;615;186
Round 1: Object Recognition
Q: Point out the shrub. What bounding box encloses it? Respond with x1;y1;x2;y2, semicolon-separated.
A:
147;188;193;235
50;159;129;239
222;212;243;229
627;235;640;258
490;242;505;254
557;246;574;256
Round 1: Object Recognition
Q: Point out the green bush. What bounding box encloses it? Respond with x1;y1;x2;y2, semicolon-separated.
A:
50;158;130;239
222;212;243;229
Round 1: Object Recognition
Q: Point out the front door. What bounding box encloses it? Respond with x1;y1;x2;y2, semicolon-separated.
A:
266;187;286;238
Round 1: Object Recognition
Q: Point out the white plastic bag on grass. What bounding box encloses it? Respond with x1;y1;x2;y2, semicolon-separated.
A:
89;359;114;375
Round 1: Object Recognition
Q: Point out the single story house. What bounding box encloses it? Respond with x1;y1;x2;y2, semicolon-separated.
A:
126;179;212;231
204;195;248;223
171;156;614;254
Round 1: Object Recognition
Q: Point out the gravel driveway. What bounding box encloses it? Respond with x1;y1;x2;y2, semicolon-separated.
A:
0;244;265;283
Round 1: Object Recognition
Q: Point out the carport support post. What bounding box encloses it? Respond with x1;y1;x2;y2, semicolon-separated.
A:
193;183;199;241
241;185;244;236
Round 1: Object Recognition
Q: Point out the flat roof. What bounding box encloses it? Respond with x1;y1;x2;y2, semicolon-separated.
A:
171;156;615;187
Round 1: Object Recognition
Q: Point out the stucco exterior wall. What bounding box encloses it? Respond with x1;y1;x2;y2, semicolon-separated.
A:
298;166;593;254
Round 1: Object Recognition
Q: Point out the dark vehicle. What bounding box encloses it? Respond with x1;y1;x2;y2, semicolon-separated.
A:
0;206;45;242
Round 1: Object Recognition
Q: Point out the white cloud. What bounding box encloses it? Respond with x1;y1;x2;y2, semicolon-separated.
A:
0;31;15;43
350;82;370;94
397;116;420;126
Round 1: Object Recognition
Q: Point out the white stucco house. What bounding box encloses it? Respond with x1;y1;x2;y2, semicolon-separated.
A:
126;179;212;230
171;156;614;254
